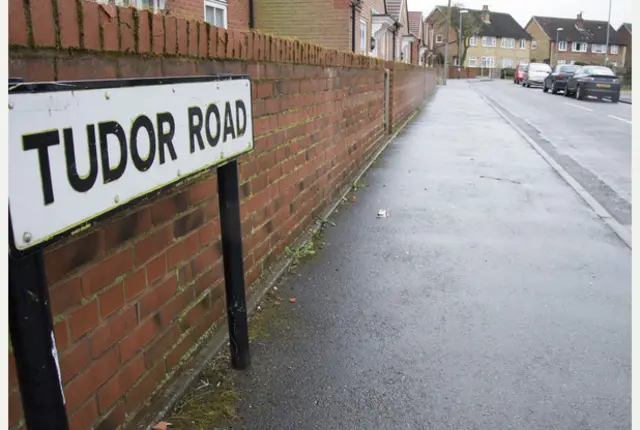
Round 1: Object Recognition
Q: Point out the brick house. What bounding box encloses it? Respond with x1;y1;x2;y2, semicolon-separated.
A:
408;11;427;65
386;0;411;63
617;23;632;68
94;0;251;30
525;14;627;67
426;5;531;70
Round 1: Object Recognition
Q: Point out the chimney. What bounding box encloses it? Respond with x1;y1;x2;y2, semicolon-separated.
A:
481;5;490;23
575;12;584;30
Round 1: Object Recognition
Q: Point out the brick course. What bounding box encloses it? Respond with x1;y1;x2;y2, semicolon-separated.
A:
8;1;437;429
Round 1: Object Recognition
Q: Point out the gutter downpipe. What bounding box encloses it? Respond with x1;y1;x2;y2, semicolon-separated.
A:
249;0;254;29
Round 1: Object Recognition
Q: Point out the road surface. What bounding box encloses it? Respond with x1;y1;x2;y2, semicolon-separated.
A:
207;80;632;430
472;79;632;234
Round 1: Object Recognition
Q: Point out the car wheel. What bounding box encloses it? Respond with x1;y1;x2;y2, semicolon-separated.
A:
543;82;548;93
526;83;531;88
576;85;586;100
551;82;558;94
611;94;619;103
564;86;572;97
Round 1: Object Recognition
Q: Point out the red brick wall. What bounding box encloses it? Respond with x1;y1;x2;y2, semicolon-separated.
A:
8;1;437;429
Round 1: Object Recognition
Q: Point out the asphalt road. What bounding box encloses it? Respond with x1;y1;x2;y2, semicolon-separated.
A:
223;81;631;430
472;79;632;233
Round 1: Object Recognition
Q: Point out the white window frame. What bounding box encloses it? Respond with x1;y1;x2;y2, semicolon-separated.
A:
468;56;477;67
501;38;515;48
501;58;514;68
482;36;496;47
558;41;567;51
436;34;443;44
611;44;619;54
360;19;367;55
591;44;606;54
204;0;227;28
519;39;526;49
532;40;537;49
557;59;566;65
481;56;495;68
572;41;588;52
469;36;476;46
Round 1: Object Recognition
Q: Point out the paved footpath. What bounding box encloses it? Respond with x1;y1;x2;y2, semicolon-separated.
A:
223;80;631;430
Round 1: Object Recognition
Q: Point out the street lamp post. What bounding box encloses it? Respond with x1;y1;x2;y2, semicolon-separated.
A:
556;28;563;65
604;0;612;66
458;10;468;75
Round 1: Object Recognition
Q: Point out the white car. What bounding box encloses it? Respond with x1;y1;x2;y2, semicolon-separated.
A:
522;63;552;88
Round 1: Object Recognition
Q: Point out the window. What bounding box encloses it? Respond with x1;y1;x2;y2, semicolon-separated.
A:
557;60;566;65
468;56;477;66
360;20;367;55
469;36;476;46
501;58;514;68
501;38;515;48
519;39;526;49
205;0;226;28
558;41;567;51
611;45;619;54
591;44;606;53
436;34;443;44
532;40;537;49
572;42;588;52
482;36;497;47
481;56;495;68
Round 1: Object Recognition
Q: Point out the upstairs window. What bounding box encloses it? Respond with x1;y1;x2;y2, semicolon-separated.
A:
501;38;515;48
558;41;567;51
205;0;227;28
519;39;526;49
469;36;476;46
591;44;606;53
482;36;496;47
572;42;588;52
611;44;619;54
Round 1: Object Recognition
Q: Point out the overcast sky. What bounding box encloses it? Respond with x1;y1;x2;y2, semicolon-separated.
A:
407;0;634;29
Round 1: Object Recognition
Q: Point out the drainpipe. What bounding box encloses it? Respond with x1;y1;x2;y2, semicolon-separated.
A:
350;0;362;53
392;24;398;59
249;0;254;29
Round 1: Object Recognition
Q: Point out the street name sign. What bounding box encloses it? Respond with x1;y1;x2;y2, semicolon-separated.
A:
9;76;253;255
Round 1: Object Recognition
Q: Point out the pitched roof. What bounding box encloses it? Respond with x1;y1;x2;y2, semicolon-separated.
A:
408;11;423;37
436;6;531;40
386;0;403;21
619;22;632;33
532;15;624;45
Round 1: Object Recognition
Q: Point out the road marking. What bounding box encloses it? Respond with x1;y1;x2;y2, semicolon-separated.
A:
608;115;632;124
563;102;593;112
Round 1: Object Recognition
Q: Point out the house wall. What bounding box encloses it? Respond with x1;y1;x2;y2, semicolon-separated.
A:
254;0;350;51
466;38;531;67
618;28;632;68
360;0;387;57
8;1;438;429
526;19;625;66
149;0;250;30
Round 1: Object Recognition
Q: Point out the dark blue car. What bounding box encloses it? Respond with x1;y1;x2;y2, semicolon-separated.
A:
564;65;621;103
542;64;580;94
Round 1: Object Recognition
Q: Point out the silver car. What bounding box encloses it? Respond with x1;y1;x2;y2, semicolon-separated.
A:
522;63;552;88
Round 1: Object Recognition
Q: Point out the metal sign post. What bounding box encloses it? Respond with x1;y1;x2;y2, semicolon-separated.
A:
8;75;255;427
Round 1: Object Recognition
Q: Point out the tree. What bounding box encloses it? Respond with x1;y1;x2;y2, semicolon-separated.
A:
437;5;484;67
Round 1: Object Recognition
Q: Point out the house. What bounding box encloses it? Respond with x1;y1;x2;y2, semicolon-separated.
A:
386;0;411;62
253;0;401;60
93;0;250;30
617;23;632;68
408;11;428;65
525;13;627;67
426;5;531;70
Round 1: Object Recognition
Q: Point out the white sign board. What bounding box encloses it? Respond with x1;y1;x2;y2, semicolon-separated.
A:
9;77;253;253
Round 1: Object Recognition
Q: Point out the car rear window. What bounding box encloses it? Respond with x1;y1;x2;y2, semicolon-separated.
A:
560;65;579;73
521;65;529;71
530;64;551;72
583;66;616;76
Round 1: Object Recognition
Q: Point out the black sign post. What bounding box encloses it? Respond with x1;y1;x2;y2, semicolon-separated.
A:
217;160;251;369
9;250;70;430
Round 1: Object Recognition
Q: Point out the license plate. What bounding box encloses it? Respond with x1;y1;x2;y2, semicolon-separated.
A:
596;83;611;88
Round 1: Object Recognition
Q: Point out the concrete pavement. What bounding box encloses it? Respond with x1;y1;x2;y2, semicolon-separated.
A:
170;81;631;429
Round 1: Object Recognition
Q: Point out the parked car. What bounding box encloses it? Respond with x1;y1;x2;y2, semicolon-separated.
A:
514;64;528;84
522;63;552;87
542;64;580;94
564;65;621;102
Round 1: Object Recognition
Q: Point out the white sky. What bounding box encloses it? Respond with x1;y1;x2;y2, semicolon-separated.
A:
407;0;634;29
